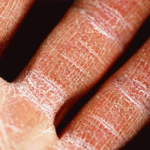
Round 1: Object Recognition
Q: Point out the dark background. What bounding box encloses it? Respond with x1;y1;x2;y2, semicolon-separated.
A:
0;0;149;149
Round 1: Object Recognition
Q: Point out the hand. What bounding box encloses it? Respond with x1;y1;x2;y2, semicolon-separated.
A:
0;0;150;149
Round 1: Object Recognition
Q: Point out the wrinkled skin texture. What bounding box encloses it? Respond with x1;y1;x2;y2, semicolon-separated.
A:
0;0;150;149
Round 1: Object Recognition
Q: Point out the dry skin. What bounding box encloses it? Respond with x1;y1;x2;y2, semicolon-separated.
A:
0;0;150;149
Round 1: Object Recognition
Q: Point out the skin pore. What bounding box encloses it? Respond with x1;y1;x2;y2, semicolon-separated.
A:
0;0;150;149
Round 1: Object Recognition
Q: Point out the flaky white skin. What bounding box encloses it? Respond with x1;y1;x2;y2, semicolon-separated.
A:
0;0;150;149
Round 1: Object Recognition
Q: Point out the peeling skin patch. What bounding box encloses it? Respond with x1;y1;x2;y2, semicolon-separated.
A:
14;69;66;116
79;9;115;40
88;1;134;30
74;0;133;46
114;76;150;115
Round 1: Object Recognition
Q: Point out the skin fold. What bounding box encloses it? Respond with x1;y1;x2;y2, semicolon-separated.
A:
0;0;150;149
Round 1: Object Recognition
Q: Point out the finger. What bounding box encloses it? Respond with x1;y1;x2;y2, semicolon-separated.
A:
15;0;150;124
0;0;35;57
57;38;150;150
